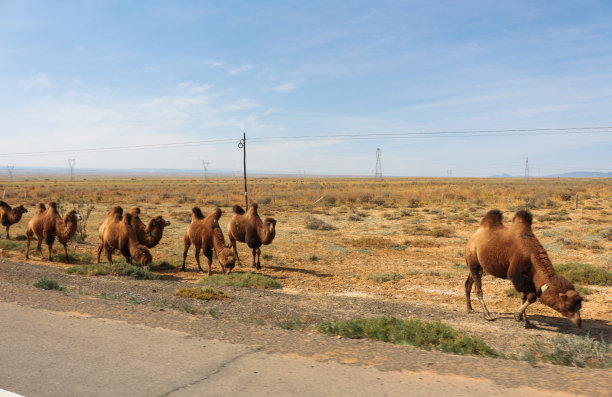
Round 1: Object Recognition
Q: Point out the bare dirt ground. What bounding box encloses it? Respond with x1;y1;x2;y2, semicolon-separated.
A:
0;178;611;394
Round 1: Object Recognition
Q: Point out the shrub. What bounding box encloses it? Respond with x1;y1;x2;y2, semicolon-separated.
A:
66;262;158;280
305;215;336;231
200;272;282;289
174;287;226;301
319;317;497;357
554;263;612;286
522;334;611;368
33;276;66;292
367;272;404;282
348;237;394;249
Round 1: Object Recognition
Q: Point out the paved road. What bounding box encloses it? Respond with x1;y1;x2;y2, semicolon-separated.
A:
0;302;581;397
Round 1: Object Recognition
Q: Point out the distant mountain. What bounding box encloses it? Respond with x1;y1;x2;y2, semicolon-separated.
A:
546;171;612;178
488;173;514;178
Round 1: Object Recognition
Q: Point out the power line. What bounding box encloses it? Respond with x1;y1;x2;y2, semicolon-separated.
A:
0;126;610;157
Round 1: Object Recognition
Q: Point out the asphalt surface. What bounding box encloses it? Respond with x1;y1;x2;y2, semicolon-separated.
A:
0;302;590;397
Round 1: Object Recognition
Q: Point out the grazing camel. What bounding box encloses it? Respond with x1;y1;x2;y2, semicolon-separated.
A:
127;207;171;248
97;206;152;267
182;207;235;275
25;202;81;262
465;209;582;328
227;203;276;270
0;200;28;239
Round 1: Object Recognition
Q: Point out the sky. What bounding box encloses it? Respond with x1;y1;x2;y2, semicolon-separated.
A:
1;0;611;177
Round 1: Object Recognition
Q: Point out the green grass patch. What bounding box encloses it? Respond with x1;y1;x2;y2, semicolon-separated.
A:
522;334;612;368
555;263;612;286
149;261;178;271
200;272;282;289
504;287;520;298
367;272;404;282
174;287;227;301
51;251;93;264
66;262;158;280
0;240;24;250
33;276;66;292
318;317;497;357
276;318;304;330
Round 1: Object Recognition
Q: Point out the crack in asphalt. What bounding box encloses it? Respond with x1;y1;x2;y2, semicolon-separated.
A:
159;347;260;397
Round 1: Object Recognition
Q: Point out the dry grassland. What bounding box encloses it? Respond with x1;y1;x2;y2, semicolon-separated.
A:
1;177;611;331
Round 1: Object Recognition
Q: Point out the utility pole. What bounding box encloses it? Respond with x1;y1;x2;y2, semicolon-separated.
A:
6;165;14;180
202;160;209;181
238;131;248;210
68;159;76;181
374;148;382;179
524;157;530;180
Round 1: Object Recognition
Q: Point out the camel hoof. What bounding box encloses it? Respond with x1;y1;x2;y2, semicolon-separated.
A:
467;308;475;314
484;313;497;321
513;312;523;322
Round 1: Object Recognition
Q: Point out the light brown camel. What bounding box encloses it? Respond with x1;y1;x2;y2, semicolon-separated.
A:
0;200;28;239
97;206;152;267
226;203;276;270
127;207;171;248
182;207;235;275
465;209;582;328
25;202;81;262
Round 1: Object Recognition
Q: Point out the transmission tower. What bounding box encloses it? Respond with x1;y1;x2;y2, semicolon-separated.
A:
202;160;209;181
524;157;530;180
6;165;14;180
374;148;382;179
68;159;76;181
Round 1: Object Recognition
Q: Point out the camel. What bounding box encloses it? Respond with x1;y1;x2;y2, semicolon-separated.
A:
465;209;582;328
226;203;276;270
126;207;171;248
0;200;28;239
97;206;152;267
182;207;235;275
25;202;81;262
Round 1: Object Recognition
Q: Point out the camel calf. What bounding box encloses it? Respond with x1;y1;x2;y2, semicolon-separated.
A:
227;203;276;270
0;200;28;239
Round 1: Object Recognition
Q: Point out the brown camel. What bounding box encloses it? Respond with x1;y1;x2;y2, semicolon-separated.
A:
465;209;582;328
0;200;28;239
182;207;235;275
127;207;171;248
97;206;152;267
226;203;276;270
25;202;81;262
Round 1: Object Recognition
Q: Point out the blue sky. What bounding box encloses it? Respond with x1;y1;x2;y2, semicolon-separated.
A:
1;0;611;176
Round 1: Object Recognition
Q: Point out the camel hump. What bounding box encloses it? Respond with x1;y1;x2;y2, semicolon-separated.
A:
129;207;141;215
123;212;133;224
192;207;205;219
480;209;503;228
0;200;10;209
36;202;46;212
211;207;222;220
249;202;259;215
110;206;123;215
48;202;58;213
232;205;245;215
513;210;533;227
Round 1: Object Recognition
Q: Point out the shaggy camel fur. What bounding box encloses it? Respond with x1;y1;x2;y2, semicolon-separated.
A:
465;209;582;328
182;207;235;274
127;207;171;248
0;200;28;239
25;202;81;262
97;206;152;267
227;203;276;270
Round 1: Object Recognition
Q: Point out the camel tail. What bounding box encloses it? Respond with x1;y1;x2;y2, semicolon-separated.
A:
513;210;533;227
0;200;10;209
192;207;205;219
480;209;503;228
232;205;245;215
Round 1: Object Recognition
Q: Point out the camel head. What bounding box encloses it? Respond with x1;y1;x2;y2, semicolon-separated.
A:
15;205;28;215
540;277;583;328
133;246;153;267
64;210;82;224
262;217;276;244
149;215;171;231
218;247;236;274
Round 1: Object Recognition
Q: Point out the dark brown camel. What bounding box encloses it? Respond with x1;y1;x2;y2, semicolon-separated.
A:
182;207;235;275
227;203;276;270
25;202;81;262
0;200;28;239
465;209;582;328
127;207;171;248
97;206;152;267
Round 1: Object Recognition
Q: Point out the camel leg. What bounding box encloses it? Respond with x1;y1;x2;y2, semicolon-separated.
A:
206;254;213;276
47;243;53;261
465;274;475;313
25;232;32;259
97;244;104;264
63;243;69;262
229;235;242;266
256;248;261;270
36;239;43;259
472;270;495;321
251;248;257;269
6;226;9;239
182;236;191;271
105;245;114;264
514;291;536;327
194;246;203;273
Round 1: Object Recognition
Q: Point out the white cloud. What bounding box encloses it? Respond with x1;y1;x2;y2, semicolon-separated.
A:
22;73;52;89
228;64;252;75
222;98;259;112
268;82;297;93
